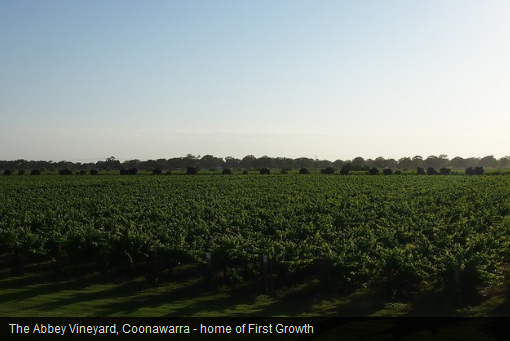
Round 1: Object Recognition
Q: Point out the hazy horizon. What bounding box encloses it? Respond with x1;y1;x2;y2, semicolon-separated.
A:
2;1;509;162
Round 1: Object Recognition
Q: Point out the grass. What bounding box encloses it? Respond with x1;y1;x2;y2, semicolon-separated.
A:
1;258;509;317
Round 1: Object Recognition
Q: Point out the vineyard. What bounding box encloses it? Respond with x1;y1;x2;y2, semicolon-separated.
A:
1;174;510;315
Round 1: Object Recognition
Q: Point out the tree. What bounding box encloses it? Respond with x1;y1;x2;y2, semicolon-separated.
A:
299;168;310;174
480;155;497;168
224;156;240;169
416;167;425;175
412;156;423;168
222;168;232;175
383;168;393;175
199;155;223;170
398;157;412;169
352;157;365;168
240;155;257;169
260;168;270;175
255;156;274;170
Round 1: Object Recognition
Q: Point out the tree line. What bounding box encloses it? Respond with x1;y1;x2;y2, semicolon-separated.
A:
1;154;509;173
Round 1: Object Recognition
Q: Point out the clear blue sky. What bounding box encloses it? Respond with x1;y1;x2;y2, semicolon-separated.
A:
1;0;509;162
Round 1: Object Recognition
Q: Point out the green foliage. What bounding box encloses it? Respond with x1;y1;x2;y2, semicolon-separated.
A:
1;174;510;299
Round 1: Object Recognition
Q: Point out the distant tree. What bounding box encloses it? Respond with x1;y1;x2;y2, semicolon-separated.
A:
451;156;468;169
373;157;386;169
352;157;365;168
240;155;257;169
398;157;412;169
427;167;437;175
222;168;232;175
498;156;510;169
260;168;270;175
332;159;345;169
368;167;379;175
383;168;393;175
255;156;274;170
152;168;163;175
199;155;223;170
299;167;310;174
224;156;241;169
294;157;315;169
3;169;12;175
339;168;349;175
412;155;423;168
30;169;41;176
90;169;99;175
341;163;353;172
416;167;426;175
320;167;335;175
480;155;497;168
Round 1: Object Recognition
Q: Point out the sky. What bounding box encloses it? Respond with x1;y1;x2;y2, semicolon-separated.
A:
1;0;510;162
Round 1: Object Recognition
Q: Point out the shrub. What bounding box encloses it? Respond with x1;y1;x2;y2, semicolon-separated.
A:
18;170;25;175
242;170;249;175
3;169;12;176
394;170;402;175
120;168;138;175
79;170;87;175
320;167;335;175
416;167;425;175
152;168;163;175
427;167;437;175
260;168;270;175
280;169;288;175
90;169;99;175
439;168;451;175
59;169;73;175
222;168;232;175
368;167;379;175
299;168;310;174
383;168;393;175
340;168;349;175
30;169;41;176
465;166;484;175
186;167;198;175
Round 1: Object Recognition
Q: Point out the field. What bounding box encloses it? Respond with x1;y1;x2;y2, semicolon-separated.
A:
1;173;510;316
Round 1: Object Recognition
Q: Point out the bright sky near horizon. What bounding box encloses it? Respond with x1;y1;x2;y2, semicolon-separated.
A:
1;0;509;162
